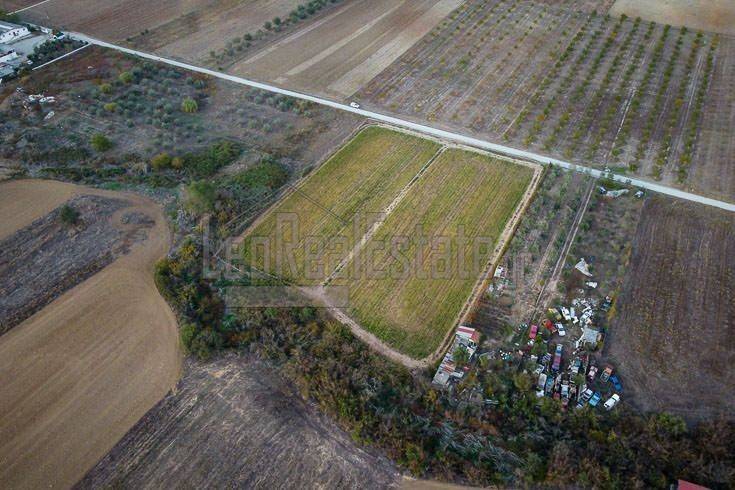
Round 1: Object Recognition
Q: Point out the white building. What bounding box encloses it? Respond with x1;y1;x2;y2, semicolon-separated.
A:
0;50;18;63
0;22;30;45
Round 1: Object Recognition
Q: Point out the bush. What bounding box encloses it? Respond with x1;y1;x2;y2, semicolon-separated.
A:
59;204;80;226
181;97;198;113
118;71;133;84
151;152;173;170
90;133;113;152
103;102;118;112
99;83;112;94
184;180;216;215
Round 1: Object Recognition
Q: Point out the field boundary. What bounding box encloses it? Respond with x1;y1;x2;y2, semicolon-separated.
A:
231;122;542;369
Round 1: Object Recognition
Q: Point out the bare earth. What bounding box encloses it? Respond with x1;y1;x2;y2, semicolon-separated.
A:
77;354;400;489
609;0;735;36
0;179;76;240
231;0;462;98
0;180;181;489
608;196;735;422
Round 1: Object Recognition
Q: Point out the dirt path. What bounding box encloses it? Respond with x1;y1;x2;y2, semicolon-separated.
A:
0;179;181;489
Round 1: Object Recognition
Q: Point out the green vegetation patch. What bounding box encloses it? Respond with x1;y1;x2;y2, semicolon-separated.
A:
241;126;440;284
337;150;533;358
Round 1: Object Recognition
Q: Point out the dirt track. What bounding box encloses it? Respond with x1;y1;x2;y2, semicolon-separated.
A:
0;179;181;489
77;354;399;489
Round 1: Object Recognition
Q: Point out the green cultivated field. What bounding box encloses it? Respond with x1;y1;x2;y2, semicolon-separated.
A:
334;149;533;358
241;126;440;284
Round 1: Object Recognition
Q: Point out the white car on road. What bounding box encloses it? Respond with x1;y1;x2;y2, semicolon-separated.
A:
349;101;360;109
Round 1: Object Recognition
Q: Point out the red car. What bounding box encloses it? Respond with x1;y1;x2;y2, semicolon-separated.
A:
543;319;557;333
529;324;539;340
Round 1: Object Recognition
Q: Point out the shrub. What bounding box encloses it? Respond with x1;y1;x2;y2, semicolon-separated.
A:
90;133;113;152
99;83;112;94
151;152;173;170
59;204;80;226
181;97;198;113
118;71;133;84
184;180;216;215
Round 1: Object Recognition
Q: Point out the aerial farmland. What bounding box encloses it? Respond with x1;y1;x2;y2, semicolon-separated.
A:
360;0;735;201
241;126;539;361
1;0;735;488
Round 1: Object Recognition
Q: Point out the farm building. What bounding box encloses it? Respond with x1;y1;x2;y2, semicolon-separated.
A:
432;326;480;387
0;22;30;45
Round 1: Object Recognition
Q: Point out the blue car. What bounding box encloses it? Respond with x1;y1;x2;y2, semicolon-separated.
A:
589;392;602;407
610;375;623;392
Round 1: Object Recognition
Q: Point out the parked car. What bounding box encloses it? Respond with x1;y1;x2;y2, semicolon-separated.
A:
601;365;614;382
537;373;547;390
610;375;623;392
576;388;594;409
543;319;556;333
589;392;602;407
571;358;582;374
529;324;539;340
604;393;621;410
544;376;554;395
588;365;598;380
557;323;566;337
552;344;563;371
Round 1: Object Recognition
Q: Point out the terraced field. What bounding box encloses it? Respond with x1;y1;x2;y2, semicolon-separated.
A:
334;149;534;358
240;126;440;284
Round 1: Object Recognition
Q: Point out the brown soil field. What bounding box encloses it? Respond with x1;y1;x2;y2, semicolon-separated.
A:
0;194;143;333
129;0;303;64
608;196;735;421
360;0;733;202
609;0;735;36
231;0;462;98
0;0;39;11
14;0;205;40
0;179;181;489
77;353;400;489
0;179;76;240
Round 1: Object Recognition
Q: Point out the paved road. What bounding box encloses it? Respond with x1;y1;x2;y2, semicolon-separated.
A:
70;32;735;212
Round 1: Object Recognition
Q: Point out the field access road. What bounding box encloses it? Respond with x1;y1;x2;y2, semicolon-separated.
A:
69;32;735;213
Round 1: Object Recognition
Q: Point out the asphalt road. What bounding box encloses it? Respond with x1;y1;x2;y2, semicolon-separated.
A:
69;32;735;213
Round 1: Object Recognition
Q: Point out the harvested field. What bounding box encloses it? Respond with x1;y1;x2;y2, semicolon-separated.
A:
0;179;181;490
77;354;400;489
360;0;732;201
129;0;303;64
15;0;207;41
610;0;735;36
231;0;462;98
0;194;153;333
608;196;735;421
335;149;535;358
241;126;441;284
0;179;76;240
